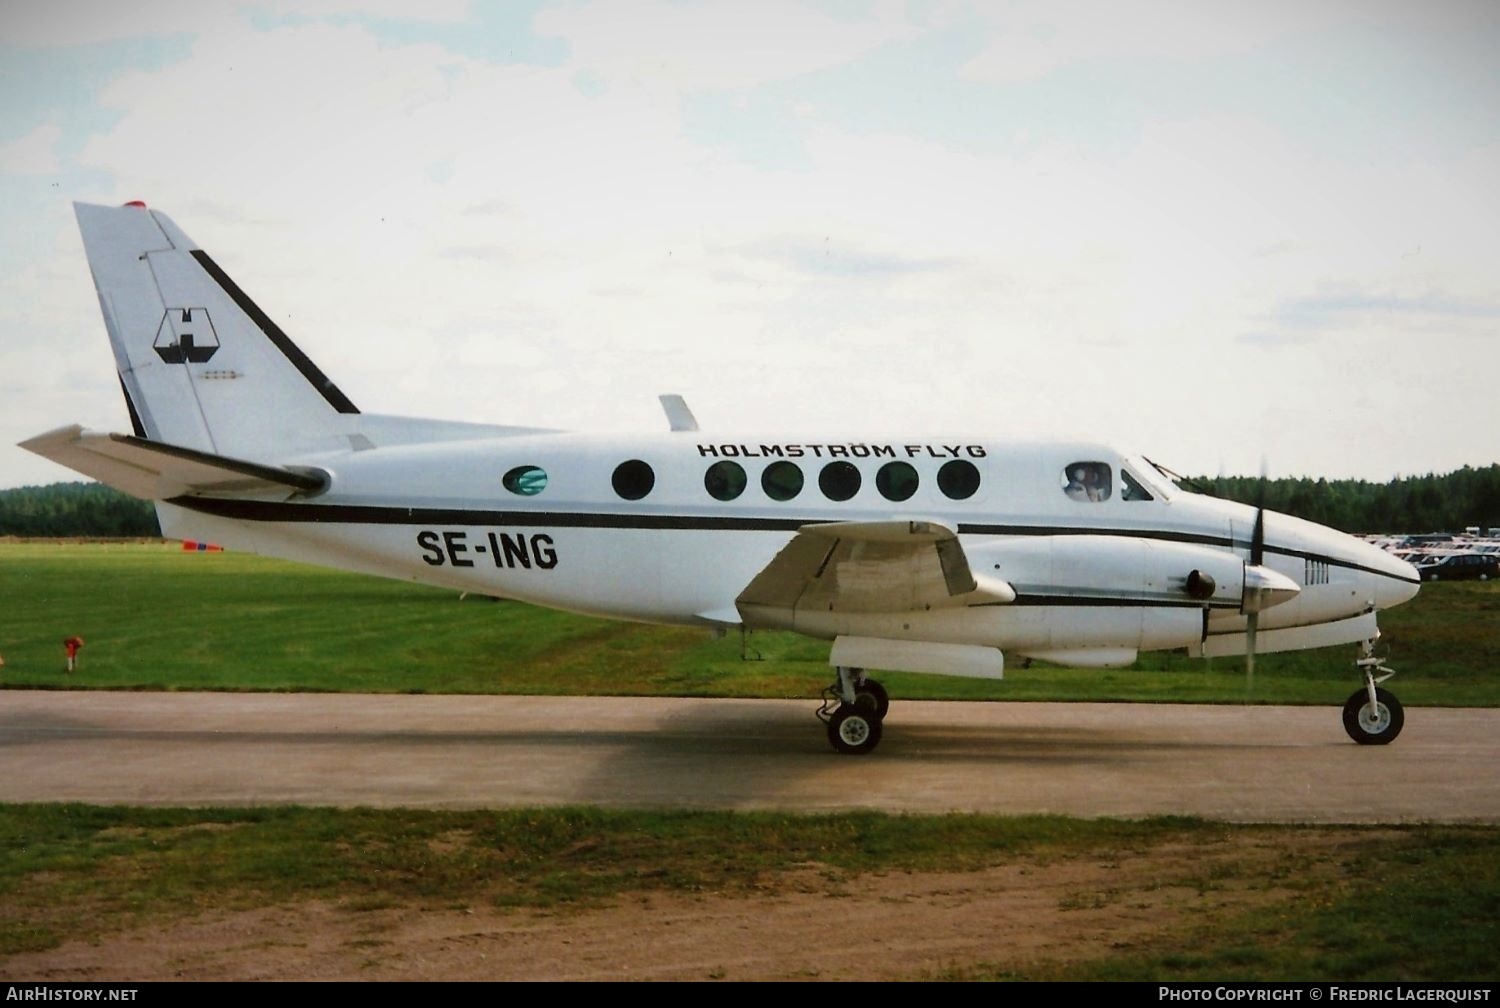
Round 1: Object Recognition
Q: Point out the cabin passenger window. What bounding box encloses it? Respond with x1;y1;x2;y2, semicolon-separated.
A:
819;461;861;502
502;465;548;496
762;461;804;501
1120;469;1154;502
611;459;655;500
1063;462;1111;502
704;460;747;501
937;460;980;500
876;461;919;502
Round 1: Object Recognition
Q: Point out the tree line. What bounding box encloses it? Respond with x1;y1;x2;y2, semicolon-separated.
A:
1;465;1497;538
0;482;160;537
1186;464;1500;535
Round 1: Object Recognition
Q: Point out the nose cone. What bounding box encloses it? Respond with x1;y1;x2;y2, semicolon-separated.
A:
1363;542;1421;610
1276;512;1422;613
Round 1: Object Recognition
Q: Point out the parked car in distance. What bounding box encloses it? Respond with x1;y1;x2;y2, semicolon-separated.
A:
1413;553;1500;581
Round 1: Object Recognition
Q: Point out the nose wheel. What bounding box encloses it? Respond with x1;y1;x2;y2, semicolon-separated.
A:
818;666;888;754
1343;686;1403;744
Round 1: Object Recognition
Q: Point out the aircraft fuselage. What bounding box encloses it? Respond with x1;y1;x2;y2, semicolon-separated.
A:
155;430;1419;669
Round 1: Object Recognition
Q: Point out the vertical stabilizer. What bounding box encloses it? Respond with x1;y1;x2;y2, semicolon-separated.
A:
74;202;359;460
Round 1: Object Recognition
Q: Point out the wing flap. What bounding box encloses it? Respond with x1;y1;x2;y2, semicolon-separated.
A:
18;425;324;500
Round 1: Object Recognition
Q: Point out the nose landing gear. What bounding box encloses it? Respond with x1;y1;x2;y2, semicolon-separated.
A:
1343;638;1403;745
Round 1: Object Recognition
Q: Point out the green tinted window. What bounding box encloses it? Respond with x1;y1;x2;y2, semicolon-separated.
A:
762;461;804;502
875;461;918;502
502;465;548;496
704;460;747;501
611;459;655;500
937;459;981;500
818;461;861;502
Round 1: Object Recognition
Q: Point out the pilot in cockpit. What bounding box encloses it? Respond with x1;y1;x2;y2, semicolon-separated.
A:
1064;466;1090;501
1064;462;1111;502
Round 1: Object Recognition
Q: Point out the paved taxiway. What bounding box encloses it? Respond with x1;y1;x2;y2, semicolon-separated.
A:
1;691;1496;822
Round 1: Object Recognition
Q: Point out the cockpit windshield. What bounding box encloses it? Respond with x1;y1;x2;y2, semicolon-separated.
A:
1120;468;1154;501
1136;456;1188;498
1060;456;1176;504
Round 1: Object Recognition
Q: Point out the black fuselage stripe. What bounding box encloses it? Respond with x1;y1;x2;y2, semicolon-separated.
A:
167;496;804;530
164;496;1419;585
190;250;360;415
1004;595;1240;609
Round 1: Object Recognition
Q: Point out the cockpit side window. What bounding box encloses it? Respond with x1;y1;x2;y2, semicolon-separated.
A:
1120;468;1154;502
1062;461;1112;502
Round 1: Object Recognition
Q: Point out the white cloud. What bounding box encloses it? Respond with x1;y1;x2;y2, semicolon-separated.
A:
0;123;62;173
955;1;1435;84
1;0;469;48
536;0;918;92
3;1;1498;488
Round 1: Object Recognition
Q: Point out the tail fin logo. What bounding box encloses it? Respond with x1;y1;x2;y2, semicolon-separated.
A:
154;308;219;364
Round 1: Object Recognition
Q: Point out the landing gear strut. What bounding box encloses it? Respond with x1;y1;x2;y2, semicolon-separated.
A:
818;666;887;754
1343;637;1404;745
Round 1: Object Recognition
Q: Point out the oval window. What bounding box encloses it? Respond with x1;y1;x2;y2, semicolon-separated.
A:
502;465;548;496
818;461;861;502
875;461;918;502
762;460;804;502
704;460;747;501
937;459;981;500
611;459;655;500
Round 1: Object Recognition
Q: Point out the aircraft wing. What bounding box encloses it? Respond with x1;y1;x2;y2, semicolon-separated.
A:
736;519;1014;615
18;425;324;500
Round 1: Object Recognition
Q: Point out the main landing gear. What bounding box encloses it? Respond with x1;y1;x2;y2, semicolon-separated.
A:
1343;637;1404;745
818;666;888;754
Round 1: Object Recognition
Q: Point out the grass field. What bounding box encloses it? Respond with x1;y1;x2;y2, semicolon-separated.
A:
0;540;1496;706
0;805;1496;980
2;541;1497;980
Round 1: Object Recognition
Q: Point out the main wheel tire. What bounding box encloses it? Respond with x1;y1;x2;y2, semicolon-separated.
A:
1342;687;1404;745
827;705;883;755
854;678;890;721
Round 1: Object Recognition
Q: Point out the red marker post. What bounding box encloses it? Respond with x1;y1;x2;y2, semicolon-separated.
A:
64;636;84;673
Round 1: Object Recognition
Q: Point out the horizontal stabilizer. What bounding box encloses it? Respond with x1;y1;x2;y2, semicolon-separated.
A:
18;425;324;501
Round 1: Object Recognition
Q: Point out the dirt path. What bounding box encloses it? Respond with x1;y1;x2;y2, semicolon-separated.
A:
5;831;1369;982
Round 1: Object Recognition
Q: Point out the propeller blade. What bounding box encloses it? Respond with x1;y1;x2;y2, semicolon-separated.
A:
1245;611;1257;697
1251;504;1265;568
1251;464;1266;568
1246;461;1266;697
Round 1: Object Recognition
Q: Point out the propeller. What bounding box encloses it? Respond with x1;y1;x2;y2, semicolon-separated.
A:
1246;477;1265;697
1239;476;1301;699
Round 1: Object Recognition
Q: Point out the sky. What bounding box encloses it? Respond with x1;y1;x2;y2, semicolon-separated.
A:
2;0;1497;489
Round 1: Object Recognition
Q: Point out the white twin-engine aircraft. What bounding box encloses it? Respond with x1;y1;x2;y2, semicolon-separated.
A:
23;202;1422;754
